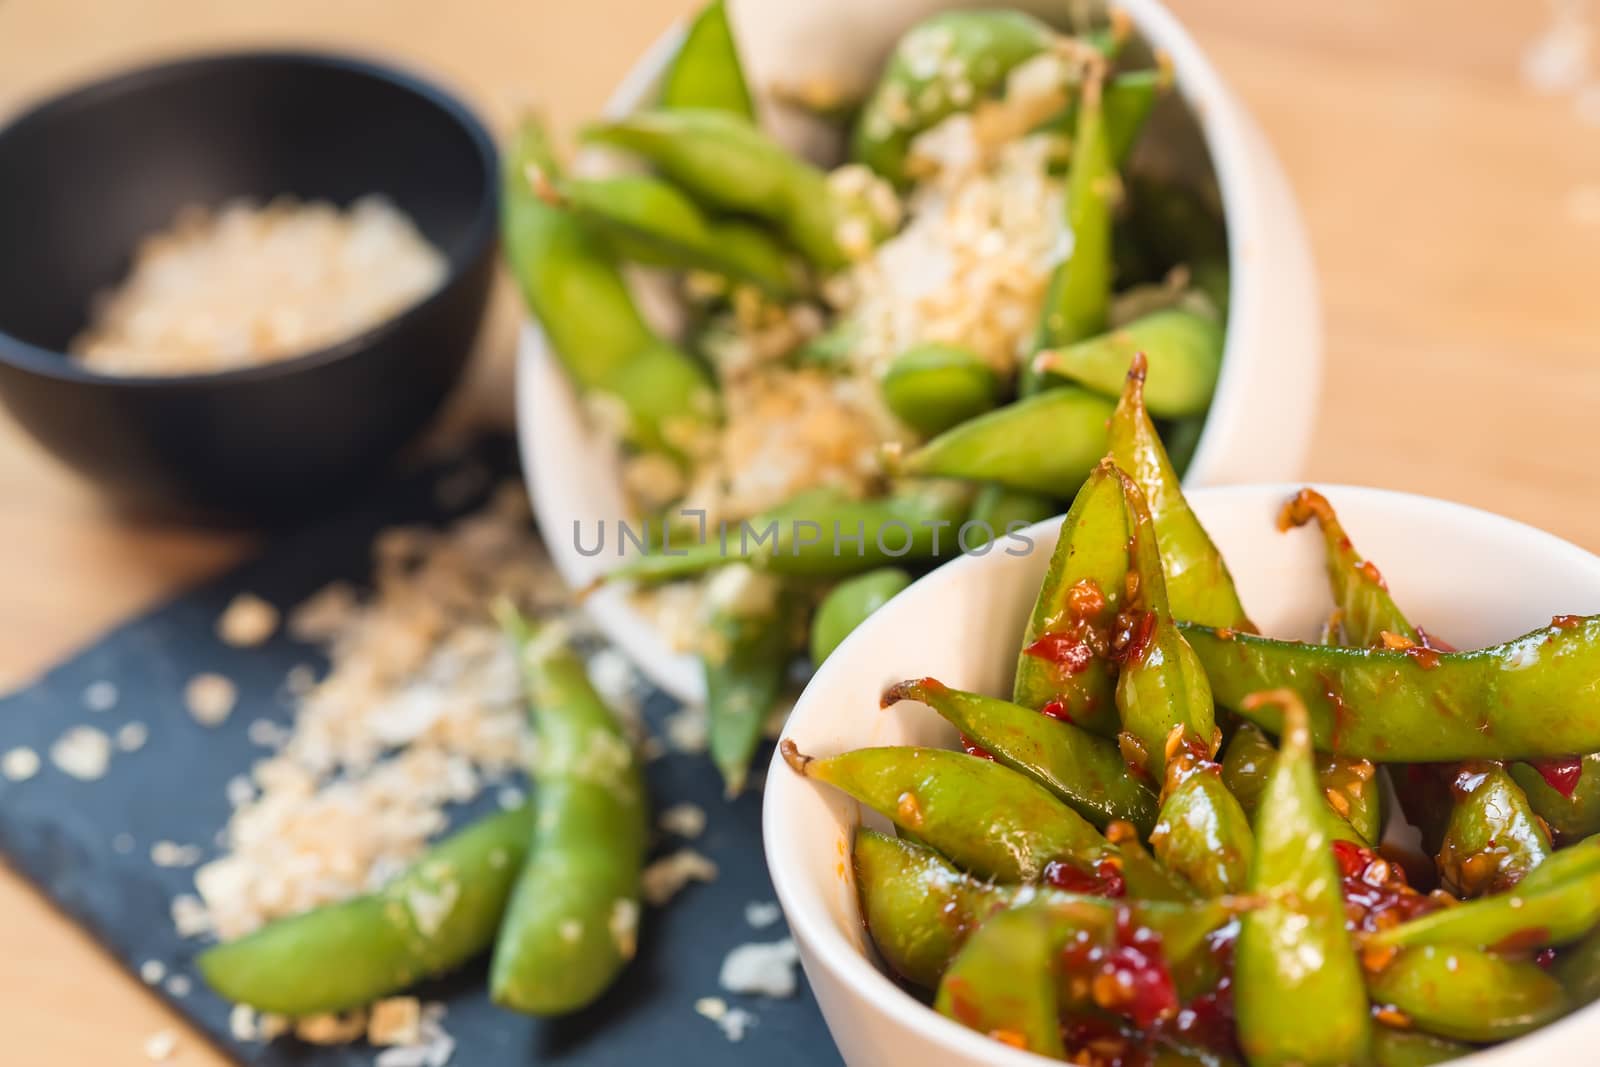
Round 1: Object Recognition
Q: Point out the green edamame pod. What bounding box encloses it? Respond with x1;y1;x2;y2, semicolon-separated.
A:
585;108;884;270
491;610;648;1016
1235;691;1371;1066
1555;921;1600;1008
966;484;1057;550
602;481;973;585
1220;726;1378;846
851;9;1058;187
1436;762;1553;896
1371;1029;1475;1067
1114;467;1216;780
1183;616;1600;761
1149;761;1253;897
544;171;801;296
1278;488;1418;648
1368;947;1568;1043
703;570;797;796
880;342;1000;437
1219;723;1275;815
1036;70;1115;352
1033;308;1224;417
883;677;1158;834
1012;464;1127;734
810;568;913;665
1368;836;1600;951
935;904;1067;1058
502;118;715;457
660;0;755;118
1104;68;1168;165
1512;755;1600;840
197;805;533;1015
891;386;1114;496
1109;353;1251;630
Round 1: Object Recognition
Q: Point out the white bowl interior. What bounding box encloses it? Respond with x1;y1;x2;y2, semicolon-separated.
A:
518;0;1322;702
764;484;1600;1067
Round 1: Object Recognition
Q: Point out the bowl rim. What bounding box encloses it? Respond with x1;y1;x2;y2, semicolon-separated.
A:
762;480;1600;1067
0;47;500;390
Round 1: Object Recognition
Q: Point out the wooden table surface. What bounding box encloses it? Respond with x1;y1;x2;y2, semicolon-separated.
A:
2;0;1597;1061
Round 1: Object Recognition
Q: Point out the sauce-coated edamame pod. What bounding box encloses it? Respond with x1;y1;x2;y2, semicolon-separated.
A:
490;610;648;1016
1436;761;1553;896
1149;759;1253;897
1512;754;1600;841
810;568;912;665
1182;616;1600;762
1278;488;1417;648
1220;724;1379;846
1033;307;1224;418
1367;946;1569;1043
198;805;534;1016
1371;1029;1476;1067
935;904;1069;1057
659;0;755;118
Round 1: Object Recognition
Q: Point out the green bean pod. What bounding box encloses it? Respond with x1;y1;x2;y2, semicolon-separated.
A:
1512;754;1600;840
1114;467;1216;780
810;568;913;665
659;0;755;118
1368;836;1600;951
1109;353;1251;630
502;118;715;458
1149;762;1253;897
883;677;1158;834
490;611;648;1016
1033;307;1223;418
585;108;884;270
1371;1029;1476;1067
1183;616;1600;761
1235;692;1371;1065
891;386;1115;496
880;342;1000;437
703;575;798;796
546;172;801;296
1012;463;1127;735
851;9;1058;187
198;805;533;1016
1436;762;1553;896
1367;946;1569;1043
602;482;973;584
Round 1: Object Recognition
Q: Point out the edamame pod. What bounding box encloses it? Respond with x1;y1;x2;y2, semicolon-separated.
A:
1371;1029;1476;1067
810;568;912;665
966;484;1057;550
935;904;1069;1057
1183;616;1600;762
1109;353;1251;630
884;677;1158;834
1367;947;1569;1043
851;9;1058;187
1512;754;1600;840
1436;762;1552;896
1555;922;1600;1008
198;805;534;1015
491;610;648;1016
1220;726;1378;846
1149;761;1253;897
891;386;1115;496
703;571;797;796
659;0;755;118
1235;691;1371;1065
1104;68;1168;165
880;342;1000;436
1034;307;1224;418
1036;70;1115;351
1278;488;1417;648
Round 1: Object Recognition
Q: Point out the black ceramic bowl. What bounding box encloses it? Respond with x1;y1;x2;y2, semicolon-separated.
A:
0;50;498;518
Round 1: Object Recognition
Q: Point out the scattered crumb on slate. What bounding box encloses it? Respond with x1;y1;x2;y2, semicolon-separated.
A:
1;746;40;782
658;802;707;839
217;592;281;648
744;900;782;929
664;705;709;753
719;938;800;998
368;997;423;1047
116;721;149;753
151;841;203;868
164;974;192;998
140;960;166;985
83;680;119;712
50;725;112;780
185;673;238;726
642;848;719;906
245;718;288;749
170;893;211;938
694;996;756;1042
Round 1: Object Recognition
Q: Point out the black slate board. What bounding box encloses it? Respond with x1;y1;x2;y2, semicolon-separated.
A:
0;437;841;1067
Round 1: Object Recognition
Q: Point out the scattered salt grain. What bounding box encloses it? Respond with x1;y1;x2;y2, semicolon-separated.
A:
719;938;800;998
368;997;423;1047
658;802;707;839
1;746;40;782
140;960;166;985
117;721;149;753
642;848;719;906
50;725;112;780
217;592;281;648
165;974;192;998
151;841;204;868
186;673;238;726
143;1029;178;1061
695;996;757;1042
83;680;119;712
744;900;782;929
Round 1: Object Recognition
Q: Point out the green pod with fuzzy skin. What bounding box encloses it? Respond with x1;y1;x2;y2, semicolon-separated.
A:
659;0;755;118
1033;307;1224;418
198;805;533;1016
851;9;1058;187
884;677;1158;834
1368;946;1569;1043
810;568;913;665
880;342;1000;437
892;387;1114;496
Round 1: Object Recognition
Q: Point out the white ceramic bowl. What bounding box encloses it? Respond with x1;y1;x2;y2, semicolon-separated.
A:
763;483;1600;1067
517;0;1322;700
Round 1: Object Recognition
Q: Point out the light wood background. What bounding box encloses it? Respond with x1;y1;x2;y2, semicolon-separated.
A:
2;0;1597;1061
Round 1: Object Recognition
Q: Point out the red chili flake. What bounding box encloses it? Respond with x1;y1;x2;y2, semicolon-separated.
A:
1529;756;1584;798
1552;614;1584;630
1040;699;1073;724
1044;858;1127;898
959;734;996;761
1415;627;1457;653
1332;840;1441;933
1536;947;1558;969
1024;632;1095;675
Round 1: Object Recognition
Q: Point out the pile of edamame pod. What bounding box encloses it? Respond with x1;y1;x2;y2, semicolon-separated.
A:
783;355;1600;1065
506;2;1230;796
